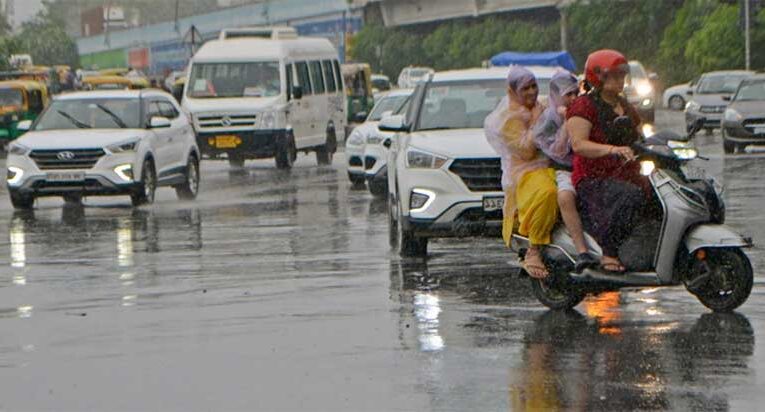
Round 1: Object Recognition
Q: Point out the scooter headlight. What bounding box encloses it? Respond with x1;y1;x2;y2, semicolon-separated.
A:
642;124;655;137
640;160;656;176
673;148;698;160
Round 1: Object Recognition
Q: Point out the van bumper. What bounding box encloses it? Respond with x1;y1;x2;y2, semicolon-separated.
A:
196;129;288;159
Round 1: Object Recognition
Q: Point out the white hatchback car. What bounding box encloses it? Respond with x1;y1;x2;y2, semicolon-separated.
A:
383;67;554;257
6;90;200;209
345;88;413;193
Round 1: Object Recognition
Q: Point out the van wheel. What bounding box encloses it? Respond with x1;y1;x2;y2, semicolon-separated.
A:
316;129;337;166
723;138;736;154
228;154;245;169
275;133;296;170
368;179;387;197
175;154;200;200
9;191;34;210
131;159;156;206
391;191;427;257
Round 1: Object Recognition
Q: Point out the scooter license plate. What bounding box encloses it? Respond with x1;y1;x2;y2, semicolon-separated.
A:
483;196;504;212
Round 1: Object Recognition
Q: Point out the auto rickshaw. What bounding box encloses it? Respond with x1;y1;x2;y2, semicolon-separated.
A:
0;80;49;145
81;75;134;90
99;68;130;77
171;76;186;103
98;68;150;89
342;63;375;124
0;66;61;95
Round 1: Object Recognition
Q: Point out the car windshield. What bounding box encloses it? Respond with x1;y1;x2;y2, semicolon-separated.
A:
416;80;508;130
371;78;391;91
698;74;749;94
34;98;141;130
410;69;431;78
735;80;765;101
0;88;23;107
187;62;281;98
368;94;410;121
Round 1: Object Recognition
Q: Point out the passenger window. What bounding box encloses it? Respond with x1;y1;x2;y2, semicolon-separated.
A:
322;60;336;93
147;101;162;121
286;63;293;101
296;62;312;95
159;101;179;119
333;60;343;93
309;61;325;94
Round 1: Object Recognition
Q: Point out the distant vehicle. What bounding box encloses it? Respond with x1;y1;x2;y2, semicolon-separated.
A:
371;74;391;101
662;78;698;111
5;90;200;209
164;70;187;91
624;60;658;123
397;66;434;89
0;80;49;145
722;74;765;154
342;63;375;127
383;66;555;257
345;88;413;193
183;27;346;169
685;70;754;133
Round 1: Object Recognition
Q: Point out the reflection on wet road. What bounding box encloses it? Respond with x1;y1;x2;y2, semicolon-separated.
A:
0;111;763;411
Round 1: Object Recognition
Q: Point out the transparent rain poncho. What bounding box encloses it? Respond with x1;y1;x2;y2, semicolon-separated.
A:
532;70;580;168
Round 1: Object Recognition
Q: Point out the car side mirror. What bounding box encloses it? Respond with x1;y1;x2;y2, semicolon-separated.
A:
149;116;171;129
722;95;732;102
378;114;408;132
353;111;368;123
292;85;303;100
16;119;32;132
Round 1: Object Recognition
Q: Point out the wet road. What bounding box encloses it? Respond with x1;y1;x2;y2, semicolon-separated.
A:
0;110;764;411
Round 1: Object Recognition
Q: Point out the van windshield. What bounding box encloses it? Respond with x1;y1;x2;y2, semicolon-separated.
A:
187;62;281;98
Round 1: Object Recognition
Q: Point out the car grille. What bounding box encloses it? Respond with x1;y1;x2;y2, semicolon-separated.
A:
364;156;377;170
743;118;765;135
700;105;726;114
196;113;257;129
449;158;502;192
29;149;105;170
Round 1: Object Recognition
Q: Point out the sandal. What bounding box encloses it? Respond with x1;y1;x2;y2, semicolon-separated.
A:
600;256;626;273
523;249;549;279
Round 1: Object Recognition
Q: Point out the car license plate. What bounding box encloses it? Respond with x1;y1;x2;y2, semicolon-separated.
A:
483;196;504;212
46;172;85;182
213;135;241;149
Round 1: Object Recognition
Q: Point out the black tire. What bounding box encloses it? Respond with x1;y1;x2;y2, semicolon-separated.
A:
529;275;586;310
692;249;753;312
9;191;34;210
275;133;296;170
131;159;156;206
368;179;387;197
668;95;685;111
391;191;427;257
175;154;200;200
228;154;245;169
348;172;366;189
316;128;337;166
723;137;736;154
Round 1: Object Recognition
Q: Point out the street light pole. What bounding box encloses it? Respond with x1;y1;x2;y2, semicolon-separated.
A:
745;0;751;70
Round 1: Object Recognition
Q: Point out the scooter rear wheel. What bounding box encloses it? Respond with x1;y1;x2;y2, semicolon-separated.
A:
529;274;585;310
692;249;753;312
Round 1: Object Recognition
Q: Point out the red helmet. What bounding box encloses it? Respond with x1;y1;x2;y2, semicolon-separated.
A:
584;49;628;88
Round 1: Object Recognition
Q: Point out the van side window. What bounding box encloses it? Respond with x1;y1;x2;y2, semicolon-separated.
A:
333;60;343;93
322;60;336;93
147;101;162;122
309;61;325;94
296;62;312;95
286;63;293;100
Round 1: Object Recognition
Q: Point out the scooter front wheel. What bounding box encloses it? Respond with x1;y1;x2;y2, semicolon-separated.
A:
530;275;585;310
692;249;753;312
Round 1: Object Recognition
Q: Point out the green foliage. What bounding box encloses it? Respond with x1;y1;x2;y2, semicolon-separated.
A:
15;5;80;68
685;4;743;74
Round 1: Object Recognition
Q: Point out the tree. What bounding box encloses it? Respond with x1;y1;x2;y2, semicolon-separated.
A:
657;0;720;84
16;3;79;67
685;4;744;73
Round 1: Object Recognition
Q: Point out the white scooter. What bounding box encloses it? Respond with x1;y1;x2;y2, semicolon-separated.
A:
512;119;754;312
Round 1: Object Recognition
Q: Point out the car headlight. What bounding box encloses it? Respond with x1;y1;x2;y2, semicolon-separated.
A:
406;148;448;169
7;143;29;156
367;133;384;145
107;140;139;153
673;148;698;160
259;111;276;129
724;108;742;122
7;166;24;185
114;164;133;181
636;82;653;97
640;160;655;176
686;101;700;112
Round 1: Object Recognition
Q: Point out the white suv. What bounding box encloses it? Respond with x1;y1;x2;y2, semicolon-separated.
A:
383;67;554;257
6;90;200;209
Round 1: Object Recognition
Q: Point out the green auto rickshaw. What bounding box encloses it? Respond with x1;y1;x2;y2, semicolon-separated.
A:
342;63;374;124
0;80;49;146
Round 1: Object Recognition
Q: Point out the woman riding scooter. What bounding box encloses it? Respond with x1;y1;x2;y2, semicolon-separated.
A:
566;49;652;273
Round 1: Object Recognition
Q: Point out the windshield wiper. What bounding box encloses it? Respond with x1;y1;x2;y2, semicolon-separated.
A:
56;110;91;129
95;104;128;128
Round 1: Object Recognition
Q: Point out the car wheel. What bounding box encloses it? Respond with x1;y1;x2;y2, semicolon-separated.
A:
668;95;685;111
368;179;387;197
131;158;156;206
9;191;34;210
316;128;336;166
348;172;366;189
228;154;245;169
175;154;200;200
723;137;736;154
275;133;296;170
393;192;427;257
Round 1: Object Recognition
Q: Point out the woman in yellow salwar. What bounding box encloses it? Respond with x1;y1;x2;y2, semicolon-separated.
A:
484;66;558;279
